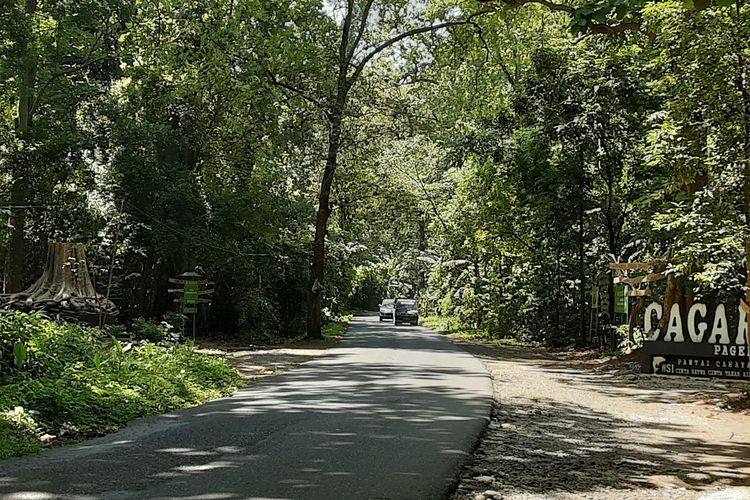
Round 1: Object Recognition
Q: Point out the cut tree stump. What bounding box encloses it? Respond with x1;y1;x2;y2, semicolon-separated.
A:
1;242;117;319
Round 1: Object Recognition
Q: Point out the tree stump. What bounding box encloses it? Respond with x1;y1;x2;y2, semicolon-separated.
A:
1;242;117;319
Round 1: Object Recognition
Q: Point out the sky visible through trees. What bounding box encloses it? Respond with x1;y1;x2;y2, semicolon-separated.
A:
0;0;748;345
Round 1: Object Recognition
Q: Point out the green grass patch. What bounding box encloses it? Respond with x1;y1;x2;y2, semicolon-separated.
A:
322;316;351;339
420;315;535;346
0;311;242;460
284;315;352;348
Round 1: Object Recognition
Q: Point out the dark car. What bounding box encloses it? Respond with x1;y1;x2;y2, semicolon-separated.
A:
394;299;419;325
379;299;395;322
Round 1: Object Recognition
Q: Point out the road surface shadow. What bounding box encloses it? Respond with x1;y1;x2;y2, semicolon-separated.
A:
460;341;746;408
0;318;491;500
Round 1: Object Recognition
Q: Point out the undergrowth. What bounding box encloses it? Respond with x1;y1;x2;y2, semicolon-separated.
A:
420;315;534;346
0;311;241;460
283;315;352;348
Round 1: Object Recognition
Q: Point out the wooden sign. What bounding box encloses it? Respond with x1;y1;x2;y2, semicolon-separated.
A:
173;298;212;304
614;273;666;286
626;289;652;297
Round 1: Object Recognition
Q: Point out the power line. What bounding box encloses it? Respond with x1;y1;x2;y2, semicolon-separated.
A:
122;201;271;260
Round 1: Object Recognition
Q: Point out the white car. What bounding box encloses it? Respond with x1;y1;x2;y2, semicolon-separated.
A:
379;299;395;322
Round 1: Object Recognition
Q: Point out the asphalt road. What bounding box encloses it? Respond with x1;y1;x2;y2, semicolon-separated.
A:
0;315;493;500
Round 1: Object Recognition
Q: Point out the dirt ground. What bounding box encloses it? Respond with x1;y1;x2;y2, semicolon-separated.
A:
451;342;750;500
198;341;330;380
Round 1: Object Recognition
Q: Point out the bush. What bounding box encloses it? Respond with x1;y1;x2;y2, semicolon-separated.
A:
0;311;241;460
101;324;127;338
0;407;41;459
0;311;46;377
131;317;167;342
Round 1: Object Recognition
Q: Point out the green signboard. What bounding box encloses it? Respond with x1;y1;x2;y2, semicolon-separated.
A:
183;282;199;304
615;284;629;315
182;282;199;314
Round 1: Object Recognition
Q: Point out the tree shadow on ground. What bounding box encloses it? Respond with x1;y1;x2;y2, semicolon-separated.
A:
462;341;748;407
0;319;492;500
453;341;750;499
3;319;747;500
455;399;750;498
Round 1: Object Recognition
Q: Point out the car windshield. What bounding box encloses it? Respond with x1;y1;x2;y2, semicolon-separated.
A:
382;299;394;306
396;301;416;311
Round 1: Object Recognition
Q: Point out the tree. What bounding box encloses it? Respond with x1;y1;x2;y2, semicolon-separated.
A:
0;0;128;291
268;0;490;338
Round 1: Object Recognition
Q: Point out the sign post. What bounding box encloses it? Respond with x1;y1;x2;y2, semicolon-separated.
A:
609;261;666;351
168;270;214;341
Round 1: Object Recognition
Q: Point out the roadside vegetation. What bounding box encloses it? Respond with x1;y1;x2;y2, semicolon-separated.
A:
0;311;242;460
284;315;352;347
420;316;535;347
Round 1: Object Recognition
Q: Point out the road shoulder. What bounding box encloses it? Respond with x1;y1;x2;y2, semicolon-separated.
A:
448;341;750;500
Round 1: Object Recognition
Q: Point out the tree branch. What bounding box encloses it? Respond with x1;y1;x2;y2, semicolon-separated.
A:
340;0;356;67
264;69;324;109
478;0;647;36
505;0;574;14
348;0;375;62
589;22;643;34
349;11;493;87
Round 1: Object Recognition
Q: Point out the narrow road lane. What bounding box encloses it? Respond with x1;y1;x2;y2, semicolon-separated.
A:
0;315;492;500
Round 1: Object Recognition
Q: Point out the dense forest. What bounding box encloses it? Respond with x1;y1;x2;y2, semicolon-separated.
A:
1;0;748;346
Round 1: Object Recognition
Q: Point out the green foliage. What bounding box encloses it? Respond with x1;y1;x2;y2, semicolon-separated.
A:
420;316;467;335
0;312;241;460
347;265;389;311
12;342;26;370
1;0;749;350
421;315;534;345
101;324;127;338
130;318;166;343
321;317;352;339
282;316;351;348
0;407;41;460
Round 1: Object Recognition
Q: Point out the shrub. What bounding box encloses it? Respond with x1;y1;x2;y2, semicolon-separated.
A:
0;311;46;377
101;324;127;338
131;318;166;342
0;407;40;459
0;311;241;460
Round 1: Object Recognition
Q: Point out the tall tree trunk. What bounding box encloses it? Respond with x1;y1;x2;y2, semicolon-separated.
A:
416;215;427;298
578;148;586;343
306;110;343;339
5;0;38;293
578;203;586;342
735;1;750;343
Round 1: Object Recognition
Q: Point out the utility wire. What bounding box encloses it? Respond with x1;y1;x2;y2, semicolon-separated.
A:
122;201;271;259
0;200;272;260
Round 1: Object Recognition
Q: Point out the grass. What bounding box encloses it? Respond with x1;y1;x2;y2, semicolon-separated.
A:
420;315;535;346
283;315;352;348
0;311;242;460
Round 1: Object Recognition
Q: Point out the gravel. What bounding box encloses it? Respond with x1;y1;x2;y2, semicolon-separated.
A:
450;342;750;500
